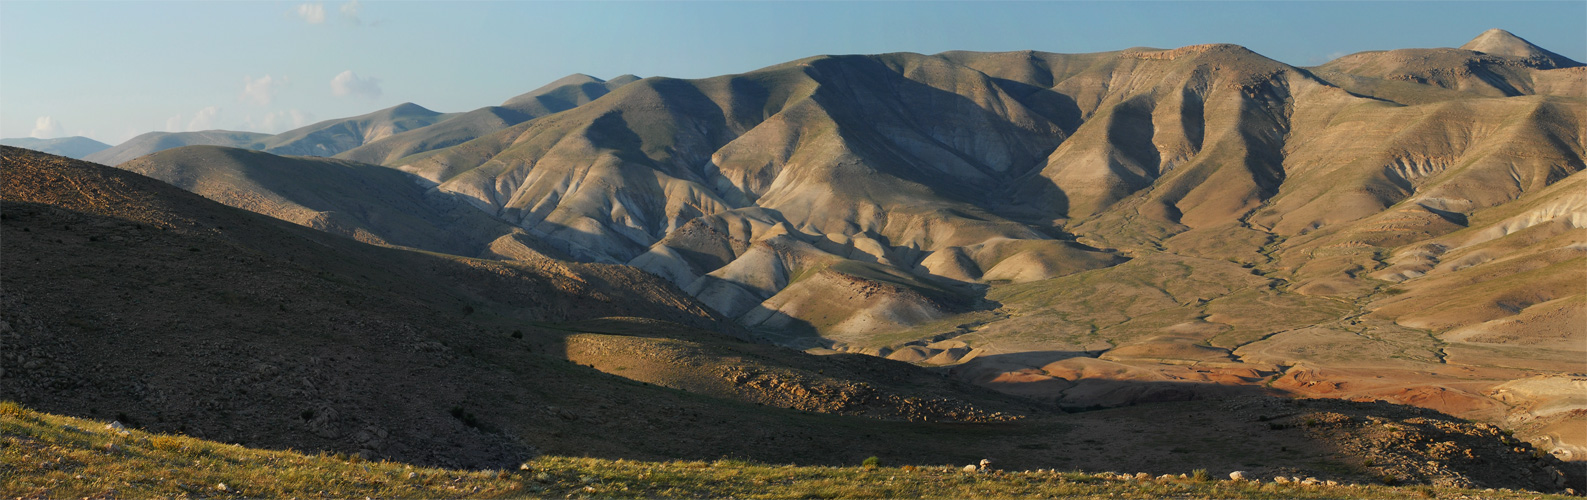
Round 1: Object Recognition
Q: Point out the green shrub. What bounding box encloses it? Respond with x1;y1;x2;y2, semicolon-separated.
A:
861;456;880;469
1191;469;1211;482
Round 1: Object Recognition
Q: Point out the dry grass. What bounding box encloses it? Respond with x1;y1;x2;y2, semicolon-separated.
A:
2;402;1572;499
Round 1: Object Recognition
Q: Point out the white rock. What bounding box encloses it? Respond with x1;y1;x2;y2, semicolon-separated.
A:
1229;471;1248;481
215;483;228;491
1274;476;1291;484
105;421;125;431
963;464;978;473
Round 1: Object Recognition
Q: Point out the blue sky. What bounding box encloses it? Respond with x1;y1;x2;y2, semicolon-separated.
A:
3;1;1583;145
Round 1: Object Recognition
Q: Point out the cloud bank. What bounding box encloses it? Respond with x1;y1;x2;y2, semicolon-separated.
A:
246;109;316;133
341;0;362;25
331;70;381;99
241;75;286;106
165;106;223;132
30;116;65;139
295;3;325;24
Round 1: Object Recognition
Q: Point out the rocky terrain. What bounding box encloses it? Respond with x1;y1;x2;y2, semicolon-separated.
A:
66;28;1581;463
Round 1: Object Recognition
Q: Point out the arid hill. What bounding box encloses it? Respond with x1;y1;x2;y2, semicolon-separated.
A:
375;30;1576;462
67;29;1585;464
7;146;1583;492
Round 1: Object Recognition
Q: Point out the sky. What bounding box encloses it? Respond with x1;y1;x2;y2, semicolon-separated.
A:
2;1;1583;145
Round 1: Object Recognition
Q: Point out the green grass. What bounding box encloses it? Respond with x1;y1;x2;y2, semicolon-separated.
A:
1;402;1572;499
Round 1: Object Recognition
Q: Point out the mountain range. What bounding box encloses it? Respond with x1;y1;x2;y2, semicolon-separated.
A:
3;28;1583;487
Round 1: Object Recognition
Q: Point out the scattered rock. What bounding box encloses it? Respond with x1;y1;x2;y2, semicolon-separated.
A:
1273;476;1291;484
1229;470;1248;481
215;483;229;491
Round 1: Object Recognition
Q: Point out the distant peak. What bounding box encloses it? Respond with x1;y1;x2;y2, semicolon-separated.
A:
550;73;606;86
386;102;439;116
1459;28;1582;68
1461;28;1532;52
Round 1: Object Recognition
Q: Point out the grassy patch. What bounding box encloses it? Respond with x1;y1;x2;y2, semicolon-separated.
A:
1;402;1572;499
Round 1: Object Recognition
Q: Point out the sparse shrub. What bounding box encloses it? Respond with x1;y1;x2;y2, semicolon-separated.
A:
511;330;523;339
449;406;480;428
1362;458;1376;467
462;305;475;315
301;409;315;421
861;456;880;469
1379;474;1399;486
1191;469;1210;482
1414;485;1435;498
1304;418;1318;427
0;401;25;417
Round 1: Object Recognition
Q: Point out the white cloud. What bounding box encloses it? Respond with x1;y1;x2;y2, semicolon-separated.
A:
330;70;381;99
188;106;222;131
295;3;325;24
340;0;361;25
247;109;316;133
165;106;224;132
30;116;65;138
241;74;287;106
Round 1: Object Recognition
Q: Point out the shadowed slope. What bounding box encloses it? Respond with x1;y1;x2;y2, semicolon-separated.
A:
119;145;542;259
0;146;1069;470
